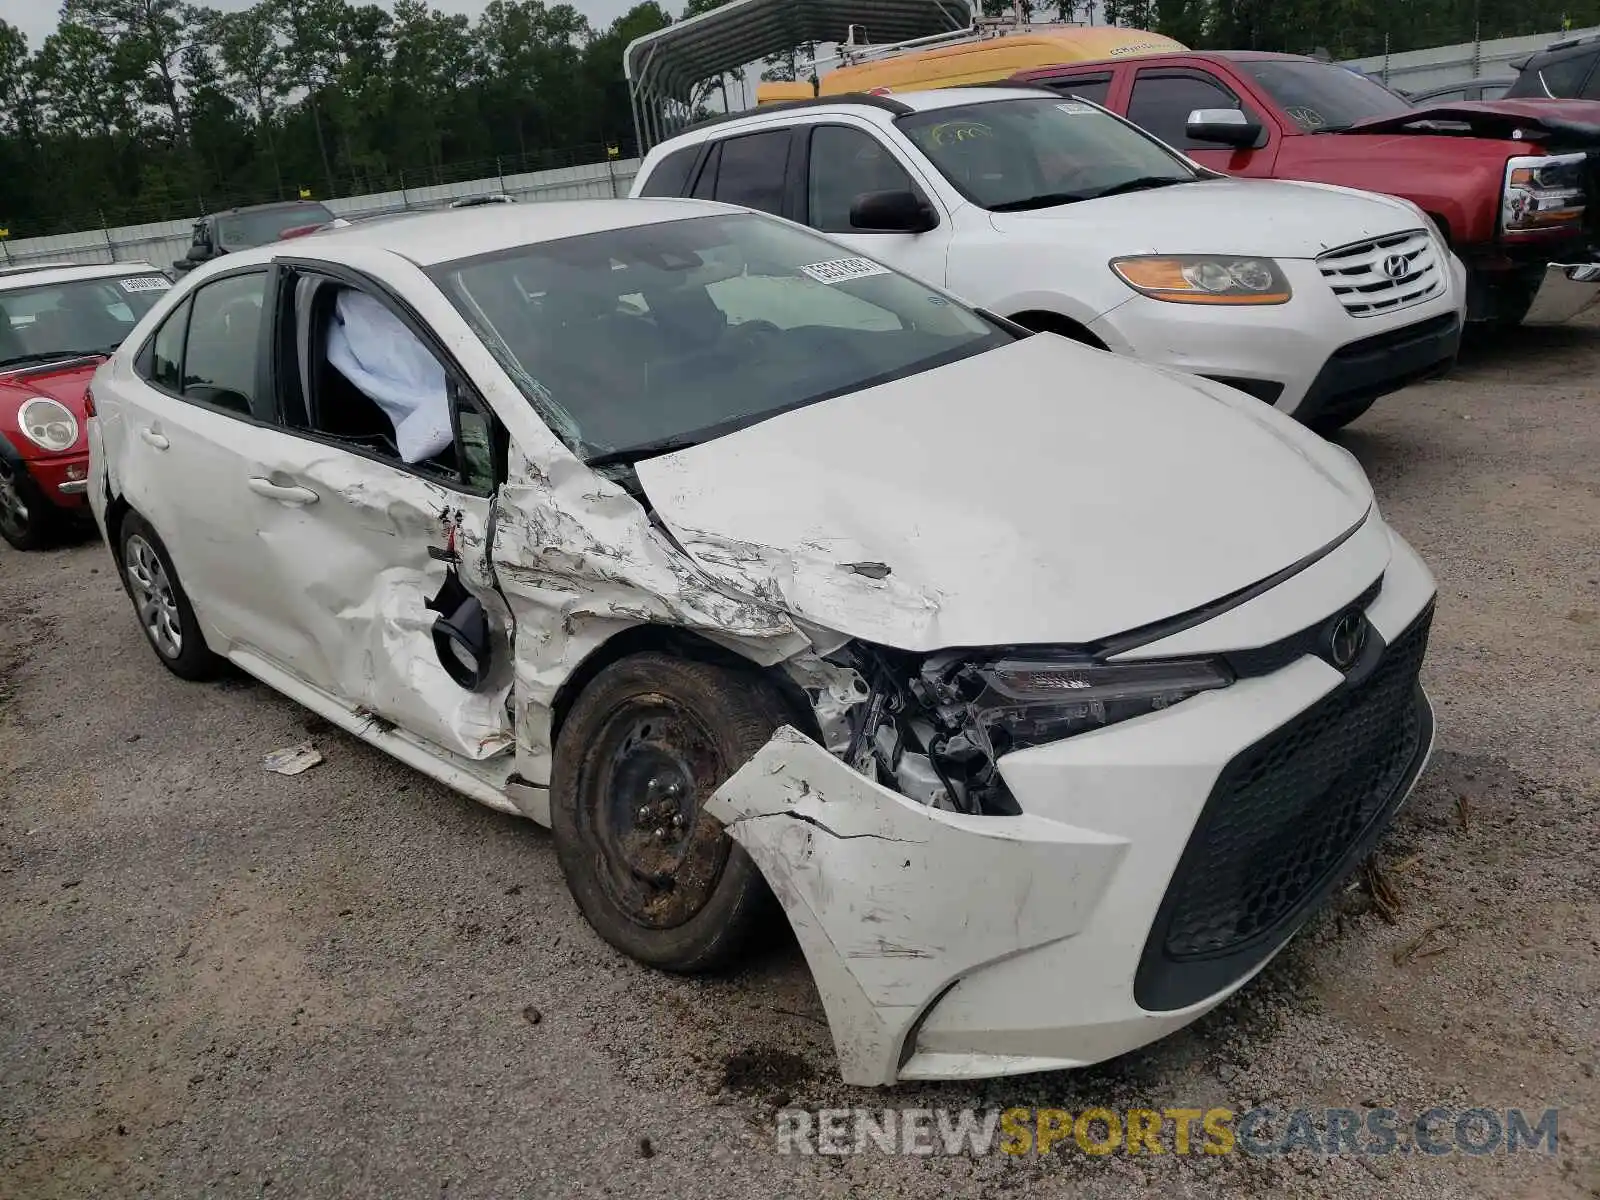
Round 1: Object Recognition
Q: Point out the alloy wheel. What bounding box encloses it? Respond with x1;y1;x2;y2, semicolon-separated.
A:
124;534;184;659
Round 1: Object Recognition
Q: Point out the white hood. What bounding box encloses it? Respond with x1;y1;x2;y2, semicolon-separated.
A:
636;336;1371;652
991;177;1422;259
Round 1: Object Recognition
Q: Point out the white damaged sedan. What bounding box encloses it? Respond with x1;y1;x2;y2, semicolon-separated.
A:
87;199;1437;1086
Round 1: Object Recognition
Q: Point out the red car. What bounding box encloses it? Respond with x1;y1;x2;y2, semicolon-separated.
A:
0;263;173;550
1010;52;1600;325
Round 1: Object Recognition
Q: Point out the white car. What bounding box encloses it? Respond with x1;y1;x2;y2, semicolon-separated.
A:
87;200;1437;1086
633;88;1469;432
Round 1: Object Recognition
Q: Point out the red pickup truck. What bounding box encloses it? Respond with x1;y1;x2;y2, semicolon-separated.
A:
1011;51;1600;325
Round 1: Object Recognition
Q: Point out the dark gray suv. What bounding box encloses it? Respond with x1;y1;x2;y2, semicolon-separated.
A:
1506;33;1600;100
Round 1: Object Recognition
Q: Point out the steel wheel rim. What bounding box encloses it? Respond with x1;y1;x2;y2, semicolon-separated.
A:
588;697;729;931
124;534;183;659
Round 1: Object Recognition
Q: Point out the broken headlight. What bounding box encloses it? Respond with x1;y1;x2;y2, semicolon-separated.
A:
929;655;1233;759
839;644;1234;818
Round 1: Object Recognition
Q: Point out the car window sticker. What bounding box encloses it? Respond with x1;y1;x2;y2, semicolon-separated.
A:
799;258;892;286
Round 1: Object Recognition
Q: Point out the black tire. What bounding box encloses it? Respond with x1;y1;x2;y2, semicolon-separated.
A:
0;462;61;552
551;653;787;973
118;512;223;681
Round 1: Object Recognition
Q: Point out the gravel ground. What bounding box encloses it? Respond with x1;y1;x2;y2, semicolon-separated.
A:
2;320;1597;1199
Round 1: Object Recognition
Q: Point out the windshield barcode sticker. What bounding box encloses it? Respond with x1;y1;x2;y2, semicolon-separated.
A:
1056;101;1097;115
119;276;170;293
800;258;890;285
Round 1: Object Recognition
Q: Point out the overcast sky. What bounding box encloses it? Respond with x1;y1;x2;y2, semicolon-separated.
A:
1;0;643;49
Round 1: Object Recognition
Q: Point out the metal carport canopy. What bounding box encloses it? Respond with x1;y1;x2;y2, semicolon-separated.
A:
625;0;975;148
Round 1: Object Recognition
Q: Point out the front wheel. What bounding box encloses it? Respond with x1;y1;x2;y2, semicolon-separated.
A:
0;462;60;551
550;654;789;973
118;513;223;681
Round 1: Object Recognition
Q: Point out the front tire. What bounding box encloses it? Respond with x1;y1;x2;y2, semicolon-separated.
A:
118;513;222;681
551;654;787;973
0;462;60;551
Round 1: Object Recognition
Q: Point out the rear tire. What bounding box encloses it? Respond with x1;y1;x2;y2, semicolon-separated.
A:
551;653;787;974
118;513;223;681
0;463;61;551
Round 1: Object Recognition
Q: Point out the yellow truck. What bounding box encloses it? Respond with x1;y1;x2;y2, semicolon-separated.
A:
756;24;1185;104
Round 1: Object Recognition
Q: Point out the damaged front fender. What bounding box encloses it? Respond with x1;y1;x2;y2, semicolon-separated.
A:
706;727;1128;1086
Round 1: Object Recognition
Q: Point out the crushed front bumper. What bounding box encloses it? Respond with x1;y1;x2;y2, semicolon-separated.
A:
709;529;1438;1086
1523;263;1600;325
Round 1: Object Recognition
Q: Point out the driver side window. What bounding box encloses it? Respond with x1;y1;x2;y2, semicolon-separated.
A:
1128;72;1255;149
806;125;923;234
276;273;505;494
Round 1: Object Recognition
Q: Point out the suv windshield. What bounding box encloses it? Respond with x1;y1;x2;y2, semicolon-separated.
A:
431;213;1010;463
217;204;334;248
0;273;171;368
1237;60;1415;131
897;97;1200;212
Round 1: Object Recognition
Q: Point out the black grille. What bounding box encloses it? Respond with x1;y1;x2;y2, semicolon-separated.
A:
1135;605;1434;1012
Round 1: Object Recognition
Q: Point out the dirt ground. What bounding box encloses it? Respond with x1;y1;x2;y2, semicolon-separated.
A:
2;319;1597;1200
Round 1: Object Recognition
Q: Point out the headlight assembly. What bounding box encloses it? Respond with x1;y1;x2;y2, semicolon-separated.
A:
1503;153;1586;236
1111;255;1292;304
18;397;80;452
950;655;1234;756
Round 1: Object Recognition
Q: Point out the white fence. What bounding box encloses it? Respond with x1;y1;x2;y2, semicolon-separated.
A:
0;157;642;274
1344;26;1598;91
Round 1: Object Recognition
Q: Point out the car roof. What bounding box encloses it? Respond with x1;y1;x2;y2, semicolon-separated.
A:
1019;49;1305;74
238;198;741;268
660;86;1080;147
0;261;165;292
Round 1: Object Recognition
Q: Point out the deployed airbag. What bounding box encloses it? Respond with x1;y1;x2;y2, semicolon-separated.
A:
327;288;454;463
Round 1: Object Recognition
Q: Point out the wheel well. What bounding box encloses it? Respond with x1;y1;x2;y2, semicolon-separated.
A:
1007;310;1108;349
1425;212;1452;247
547;626;822;752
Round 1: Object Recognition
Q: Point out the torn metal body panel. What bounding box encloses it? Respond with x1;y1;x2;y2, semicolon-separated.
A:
489;444;811;800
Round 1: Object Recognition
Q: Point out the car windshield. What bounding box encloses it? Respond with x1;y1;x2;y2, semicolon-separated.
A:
217;204;334;248
1237;60;1415;131
897;96;1199;212
430;213;1010;463
0;273;171;368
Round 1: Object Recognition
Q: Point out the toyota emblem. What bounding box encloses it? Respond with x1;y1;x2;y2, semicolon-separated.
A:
1382;254;1409;280
1328;610;1368;670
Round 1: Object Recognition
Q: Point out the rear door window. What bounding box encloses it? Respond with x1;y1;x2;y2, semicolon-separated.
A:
1046;74;1113;107
708;130;793;215
1536;50;1597;97
639;145;702;197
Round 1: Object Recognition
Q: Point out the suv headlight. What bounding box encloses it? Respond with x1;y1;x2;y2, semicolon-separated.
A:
1503;153;1587;235
17;397;80;452
1111;255;1291;304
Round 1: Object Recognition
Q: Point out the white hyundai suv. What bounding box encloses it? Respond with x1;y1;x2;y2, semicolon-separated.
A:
633;88;1469;432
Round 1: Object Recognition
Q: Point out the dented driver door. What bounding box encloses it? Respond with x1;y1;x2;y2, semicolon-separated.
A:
223;265;516;764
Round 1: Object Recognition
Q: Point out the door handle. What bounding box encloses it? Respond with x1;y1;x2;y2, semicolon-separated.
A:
139;428;170;451
247;477;320;506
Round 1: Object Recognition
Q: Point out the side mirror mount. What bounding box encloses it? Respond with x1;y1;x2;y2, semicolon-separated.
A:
1185;107;1263;148
850;189;939;234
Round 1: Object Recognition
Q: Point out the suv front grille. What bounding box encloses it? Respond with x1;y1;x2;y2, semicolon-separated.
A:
1134;604;1434;1012
1318;230;1442;317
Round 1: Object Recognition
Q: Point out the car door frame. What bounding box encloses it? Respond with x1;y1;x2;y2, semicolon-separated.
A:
223;254;520;764
116;262;292;651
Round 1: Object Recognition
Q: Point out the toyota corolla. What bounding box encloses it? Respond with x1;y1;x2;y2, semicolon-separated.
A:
86;200;1437;1085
